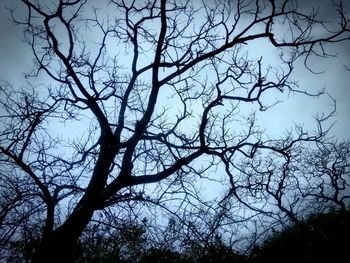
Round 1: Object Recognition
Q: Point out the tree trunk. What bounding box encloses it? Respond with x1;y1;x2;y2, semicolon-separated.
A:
32;204;95;263
32;145;115;262
31;230;77;263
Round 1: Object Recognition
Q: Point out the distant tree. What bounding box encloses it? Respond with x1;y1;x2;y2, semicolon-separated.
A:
298;141;350;213
0;160;44;262
73;217;247;263
184;233;247;263
74;221;147;263
0;0;349;262
140;248;185;263
229;140;350;228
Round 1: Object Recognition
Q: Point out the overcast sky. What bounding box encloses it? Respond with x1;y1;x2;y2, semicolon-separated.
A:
0;0;349;140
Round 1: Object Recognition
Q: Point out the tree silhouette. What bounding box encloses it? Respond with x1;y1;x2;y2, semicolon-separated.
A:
0;0;349;262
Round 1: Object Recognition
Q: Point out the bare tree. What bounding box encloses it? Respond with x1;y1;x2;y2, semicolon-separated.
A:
228;139;350;229
297;140;350;213
0;0;349;262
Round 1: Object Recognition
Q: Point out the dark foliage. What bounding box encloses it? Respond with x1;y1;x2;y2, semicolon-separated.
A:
252;210;350;263
2;209;350;262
